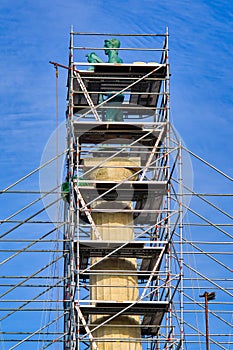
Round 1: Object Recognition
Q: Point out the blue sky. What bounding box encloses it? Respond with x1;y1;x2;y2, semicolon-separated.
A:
0;0;232;185
0;0;232;189
0;0;232;348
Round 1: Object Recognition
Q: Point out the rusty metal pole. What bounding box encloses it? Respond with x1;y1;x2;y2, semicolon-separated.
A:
200;291;216;350
204;292;209;350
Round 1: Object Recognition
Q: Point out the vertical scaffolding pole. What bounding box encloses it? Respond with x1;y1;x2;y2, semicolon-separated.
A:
179;141;184;350
64;27;77;350
164;27;173;347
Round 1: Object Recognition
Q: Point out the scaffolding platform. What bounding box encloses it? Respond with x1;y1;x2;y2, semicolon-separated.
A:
73;63;166;113
79;300;169;316
78;240;165;258
92;62;166;75
73;122;166;147
79;181;167;202
78;301;168;337
78;181;167;225
76;240;166;282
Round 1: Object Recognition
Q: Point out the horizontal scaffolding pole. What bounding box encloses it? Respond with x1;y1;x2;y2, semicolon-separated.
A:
72;32;168;37
74;47;166;51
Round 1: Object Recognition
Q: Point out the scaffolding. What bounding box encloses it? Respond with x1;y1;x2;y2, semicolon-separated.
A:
62;29;183;350
0;29;232;350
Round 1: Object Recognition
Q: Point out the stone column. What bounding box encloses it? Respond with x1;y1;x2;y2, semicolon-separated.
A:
84;157;142;350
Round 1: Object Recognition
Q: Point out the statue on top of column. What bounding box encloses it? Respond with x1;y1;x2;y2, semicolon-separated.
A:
86;39;124;122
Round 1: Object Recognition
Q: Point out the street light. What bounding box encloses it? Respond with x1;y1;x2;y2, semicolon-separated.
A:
200;291;216;350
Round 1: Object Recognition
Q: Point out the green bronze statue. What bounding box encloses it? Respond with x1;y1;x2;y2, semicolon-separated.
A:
86;52;103;64
86;39;124;122
86;52;103;71
103;92;124;122
86;38;123;64
104;38;123;63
